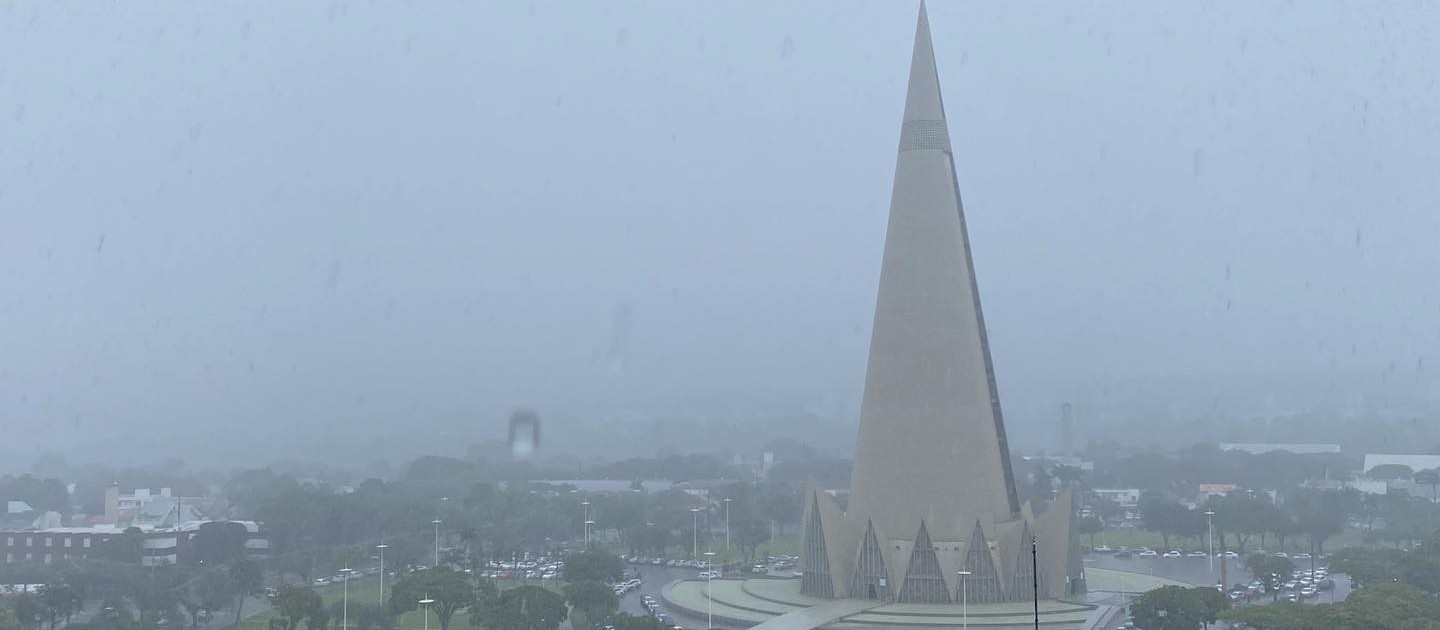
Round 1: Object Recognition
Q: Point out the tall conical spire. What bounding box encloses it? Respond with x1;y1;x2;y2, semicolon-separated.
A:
844;1;1021;544
902;2;946;126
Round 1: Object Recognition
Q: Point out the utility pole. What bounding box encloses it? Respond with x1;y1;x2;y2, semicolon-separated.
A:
1032;535;1040;630
723;498;732;552
375;541;388;606
1205;510;1216;577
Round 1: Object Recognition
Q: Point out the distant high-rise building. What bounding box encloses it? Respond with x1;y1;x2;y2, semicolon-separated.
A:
1060;402;1075;458
800;5;1082;604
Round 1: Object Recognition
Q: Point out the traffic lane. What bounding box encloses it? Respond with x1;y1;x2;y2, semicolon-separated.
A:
619;565;698;616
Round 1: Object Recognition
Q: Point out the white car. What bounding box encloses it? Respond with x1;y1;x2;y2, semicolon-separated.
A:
698;570;721;579
1138;550;1159;558
1161;550;1182;558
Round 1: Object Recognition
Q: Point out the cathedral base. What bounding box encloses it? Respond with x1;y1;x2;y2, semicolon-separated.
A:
661;577;1098;629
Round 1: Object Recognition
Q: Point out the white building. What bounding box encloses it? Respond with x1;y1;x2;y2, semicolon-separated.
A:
1363;454;1440;475
1220;443;1342;455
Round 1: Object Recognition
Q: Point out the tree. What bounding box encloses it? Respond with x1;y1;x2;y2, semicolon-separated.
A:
231;558;263;627
10;596;38;630
195;571;234;626
191;521;251;567
563;550;623;584
1244;554;1296;601
1078;516;1105;548
352;605;395;630
0;601;24;630
1331;528;1440;595
1129;586;1227;630
388;569;474;630
38;583;81;630
563;581;617;628
1221;583;1440;630
1291;492;1344;555
97;527;146;565
271;585;323;630
733;516;771;561
1140;495;1191;550
1207;494;1269;551
609;614;668;630
471;585;565;630
1218;601;1311;629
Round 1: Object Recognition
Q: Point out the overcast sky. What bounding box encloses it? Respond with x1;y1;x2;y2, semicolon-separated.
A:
3;1;1439;469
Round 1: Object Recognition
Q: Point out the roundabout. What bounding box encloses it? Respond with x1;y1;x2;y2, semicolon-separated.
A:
659;570;1190;629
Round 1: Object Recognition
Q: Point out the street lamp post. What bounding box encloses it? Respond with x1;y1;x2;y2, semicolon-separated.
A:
1204;510;1216;576
375;542;389;605
956;570;972;630
689;508;701;559
723;498;732;552
340;567;354;630
432;519;443;568
418;596;435;630
704;550;717;630
581;501;591;546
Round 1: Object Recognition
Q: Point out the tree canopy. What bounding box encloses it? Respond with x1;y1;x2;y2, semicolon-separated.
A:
388;569;474;630
470;585;565;630
1129;586;1229;630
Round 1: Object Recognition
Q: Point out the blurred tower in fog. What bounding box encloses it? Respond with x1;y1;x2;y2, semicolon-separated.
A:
1059;402;1075;458
606;302;632;374
507;409;541;462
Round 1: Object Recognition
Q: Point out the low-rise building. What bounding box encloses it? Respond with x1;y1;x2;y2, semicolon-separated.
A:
0;520;266;566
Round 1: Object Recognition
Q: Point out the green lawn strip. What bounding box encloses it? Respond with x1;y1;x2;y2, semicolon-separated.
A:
226;579;562;630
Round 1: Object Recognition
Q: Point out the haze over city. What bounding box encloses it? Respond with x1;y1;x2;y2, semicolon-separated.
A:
4;1;1440;470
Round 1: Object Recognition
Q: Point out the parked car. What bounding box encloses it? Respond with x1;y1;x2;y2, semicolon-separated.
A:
1161;550;1182;558
1138;550;1158;558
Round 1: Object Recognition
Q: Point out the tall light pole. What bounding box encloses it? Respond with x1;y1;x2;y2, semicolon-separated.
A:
340;567;354;630
689;508;701;559
1204;510;1216;576
375;541;388;605
957;570;971;630
432;519;442;568
581;501;591;546
418;596;434;630
704;550;717;630
723;498;732;552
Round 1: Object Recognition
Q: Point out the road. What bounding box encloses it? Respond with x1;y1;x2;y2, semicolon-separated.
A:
1083;551;1352;605
617;562;767;628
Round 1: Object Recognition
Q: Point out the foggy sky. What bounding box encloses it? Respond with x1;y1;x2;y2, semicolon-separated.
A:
3;1;1439;470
